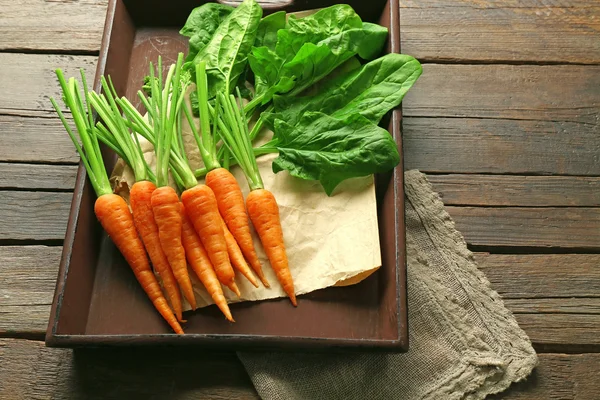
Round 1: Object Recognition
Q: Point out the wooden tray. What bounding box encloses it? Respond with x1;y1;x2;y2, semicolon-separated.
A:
45;0;408;351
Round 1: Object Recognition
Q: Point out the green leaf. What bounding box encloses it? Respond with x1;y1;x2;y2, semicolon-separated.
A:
255;11;286;50
188;0;262;97
272;112;400;195
180;3;234;62
270;53;423;128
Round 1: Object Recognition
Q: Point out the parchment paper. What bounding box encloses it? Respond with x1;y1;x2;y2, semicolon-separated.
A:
110;92;382;310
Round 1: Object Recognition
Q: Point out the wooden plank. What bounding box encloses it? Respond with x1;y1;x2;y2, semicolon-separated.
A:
0;339;259;400
403;117;600;175
0;115;80;164
402;65;600;124
475;254;600;299
428;175;600;207
0;339;597;400
491;353;600;399
0;53;96;115
447;207;600;249
515;314;600;348
0;0;107;52
0;246;61;335
0;164;78;190
0;191;72;241
400;0;600;64
504;298;600;315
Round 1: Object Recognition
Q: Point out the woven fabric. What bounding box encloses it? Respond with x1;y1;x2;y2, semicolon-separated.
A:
238;170;538;400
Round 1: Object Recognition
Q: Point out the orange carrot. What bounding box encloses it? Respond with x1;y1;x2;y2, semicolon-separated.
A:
151;186;197;310
96;193;185;332
181;185;240;297
51;69;183;333
130;180;184;321
219;213;259;288
246;189;296;306
206;167;269;287
180;204;234;321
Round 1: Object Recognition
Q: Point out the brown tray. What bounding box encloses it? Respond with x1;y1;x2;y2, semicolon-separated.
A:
45;0;408;351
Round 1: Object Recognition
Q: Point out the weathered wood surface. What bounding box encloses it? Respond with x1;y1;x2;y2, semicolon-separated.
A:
0;164;78;190
0;53;96;116
0;115;80;164
0;0;108;52
428;175;600;207
475;254;600;299
0;339;260;400
400;0;600;64
447;207;600;249
0;338;597;400
0;246;61;336
403;117;600;175
0;192;72;241
402;65;600;124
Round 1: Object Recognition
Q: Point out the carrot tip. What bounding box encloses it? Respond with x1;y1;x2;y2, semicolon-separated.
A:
259;276;270;288
228;282;241;298
290;294;297;307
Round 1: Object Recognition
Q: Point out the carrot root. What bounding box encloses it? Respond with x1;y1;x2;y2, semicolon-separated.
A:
151;186;197;310
181;204;234;322
246;189;297;306
221;215;259;288
130;181;184;322
94;193;184;334
181;185;236;291
206;168;269;287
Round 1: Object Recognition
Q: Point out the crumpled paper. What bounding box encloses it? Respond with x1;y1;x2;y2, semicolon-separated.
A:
110;93;382;310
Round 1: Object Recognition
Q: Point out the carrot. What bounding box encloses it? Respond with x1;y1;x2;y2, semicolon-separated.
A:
125;55;239;299
89;78;185;322
216;90;297;305
139;54;197;310
181;204;234;321
184;61;269;288
246;189;295;305
219;212;259;288
50;69;183;334
206;168;268;287
181;185;240;296
95;193;186;331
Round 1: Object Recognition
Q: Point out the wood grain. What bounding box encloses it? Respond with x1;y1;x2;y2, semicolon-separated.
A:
0;54;97;116
0;338;597;400
400;0;600;64
428;175;600;207
447;207;600;249
504;298;600;315
0;246;61;335
0;0;108;52
491;353;600;399
514;314;600;348
0;339;259;400
0;164;78;190
0;115;80;164
403;118;600;176
475;254;600;299
402;65;600;124
0;192;72;241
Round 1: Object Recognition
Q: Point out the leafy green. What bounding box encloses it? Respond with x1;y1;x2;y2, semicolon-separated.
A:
269;53;422;128
186;0;262;98
255;11;286;50
271;112;400;195
246;4;388;109
180;3;234;63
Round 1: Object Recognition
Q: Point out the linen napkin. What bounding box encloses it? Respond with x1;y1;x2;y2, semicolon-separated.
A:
237;170;538;400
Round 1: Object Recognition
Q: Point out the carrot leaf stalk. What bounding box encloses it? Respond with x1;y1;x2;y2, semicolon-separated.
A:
216;90;296;305
50;69;184;334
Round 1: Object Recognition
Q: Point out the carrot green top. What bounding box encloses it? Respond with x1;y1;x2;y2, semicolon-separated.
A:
50;69;113;198
88;75;154;185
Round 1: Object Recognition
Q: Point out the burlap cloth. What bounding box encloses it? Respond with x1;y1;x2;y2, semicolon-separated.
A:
237;170;538;400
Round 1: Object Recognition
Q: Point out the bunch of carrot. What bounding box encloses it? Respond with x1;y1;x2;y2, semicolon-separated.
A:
50;52;296;334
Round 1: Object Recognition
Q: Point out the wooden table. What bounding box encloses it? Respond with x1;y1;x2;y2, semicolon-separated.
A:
1;0;598;398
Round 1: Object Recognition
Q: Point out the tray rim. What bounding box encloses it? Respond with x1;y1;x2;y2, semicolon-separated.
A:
45;0;408;351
